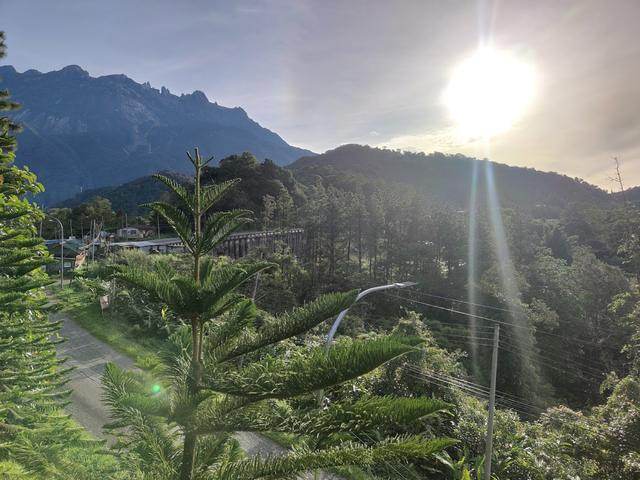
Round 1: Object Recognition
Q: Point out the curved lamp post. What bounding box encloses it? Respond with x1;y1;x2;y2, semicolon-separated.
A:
325;281;417;350
316;281;417;407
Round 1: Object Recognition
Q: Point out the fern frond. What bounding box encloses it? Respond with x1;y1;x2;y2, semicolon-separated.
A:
215;290;358;362
212;436;456;480
199;179;241;213
152;174;195;211
198;209;253;255
142;201;195;253
205;337;421;400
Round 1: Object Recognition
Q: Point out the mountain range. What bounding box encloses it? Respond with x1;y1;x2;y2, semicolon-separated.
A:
2;64;634;211
0;64;312;204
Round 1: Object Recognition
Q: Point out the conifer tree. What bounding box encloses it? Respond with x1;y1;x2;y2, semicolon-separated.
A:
104;148;454;480
0;32;120;478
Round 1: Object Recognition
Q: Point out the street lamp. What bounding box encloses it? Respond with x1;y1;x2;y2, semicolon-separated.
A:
325;281;418;349
47;215;64;288
317;281;417;407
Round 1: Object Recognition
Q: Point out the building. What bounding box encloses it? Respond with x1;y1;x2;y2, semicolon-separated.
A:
108;229;304;259
116;225;155;240
44;238;85;273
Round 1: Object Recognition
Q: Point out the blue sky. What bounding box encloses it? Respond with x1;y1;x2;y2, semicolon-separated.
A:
2;0;640;187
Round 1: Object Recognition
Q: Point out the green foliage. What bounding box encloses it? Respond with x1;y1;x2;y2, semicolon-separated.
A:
213;436;455;480
53;282;165;364
105;149;454;479
0;31;122;478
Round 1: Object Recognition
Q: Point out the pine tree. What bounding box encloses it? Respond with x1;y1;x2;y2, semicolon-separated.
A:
0;32;121;479
103;149;455;479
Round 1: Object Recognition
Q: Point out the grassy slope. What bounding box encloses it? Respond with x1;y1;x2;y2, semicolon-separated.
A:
51;284;163;367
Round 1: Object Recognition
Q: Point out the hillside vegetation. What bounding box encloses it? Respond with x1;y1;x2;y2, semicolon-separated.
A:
291;144;609;210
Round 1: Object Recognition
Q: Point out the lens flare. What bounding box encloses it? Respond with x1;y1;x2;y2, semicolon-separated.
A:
467;161;480;379
444;47;535;139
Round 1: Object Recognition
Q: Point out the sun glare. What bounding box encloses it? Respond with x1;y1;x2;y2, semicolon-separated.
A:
444;47;535;139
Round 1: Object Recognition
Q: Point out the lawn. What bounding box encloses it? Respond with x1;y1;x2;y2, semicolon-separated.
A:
50;284;164;369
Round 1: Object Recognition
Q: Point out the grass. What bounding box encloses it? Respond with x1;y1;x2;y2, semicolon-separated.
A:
50;284;163;368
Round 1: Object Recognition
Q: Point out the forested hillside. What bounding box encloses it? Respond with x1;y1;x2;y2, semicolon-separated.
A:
60;143;622;225
9;89;640;480
58;171;189;216
44;148;640;479
614;185;640;203
291;144;610;210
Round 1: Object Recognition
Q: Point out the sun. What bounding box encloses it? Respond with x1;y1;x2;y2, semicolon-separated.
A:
444;47;536;139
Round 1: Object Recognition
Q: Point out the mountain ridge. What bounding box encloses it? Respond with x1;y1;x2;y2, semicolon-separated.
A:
0;64;313;204
61;144;621;217
290;144;611;210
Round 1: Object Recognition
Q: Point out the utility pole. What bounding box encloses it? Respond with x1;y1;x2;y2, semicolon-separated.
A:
484;325;500;480
91;219;96;262
47;216;64;288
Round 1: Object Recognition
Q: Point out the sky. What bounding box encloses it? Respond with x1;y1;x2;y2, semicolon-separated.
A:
1;0;639;188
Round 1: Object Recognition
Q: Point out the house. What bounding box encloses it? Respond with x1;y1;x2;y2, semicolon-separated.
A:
116;225;154;240
110;237;185;254
44;238;85;273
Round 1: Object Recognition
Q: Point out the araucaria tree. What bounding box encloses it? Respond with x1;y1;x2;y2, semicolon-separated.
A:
104;148;454;479
0;32;116;478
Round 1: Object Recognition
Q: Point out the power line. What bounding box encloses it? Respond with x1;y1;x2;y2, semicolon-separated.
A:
404;370;488;402
498;339;610;379
404;368;489;399
405;287;627;340
436;322;611;377
497;341;605;384
441;340;496;348
406;367;544;412
429;337;497;349
431;332;495;342
386;293;602;347
403;368;609;439
407;289;515;314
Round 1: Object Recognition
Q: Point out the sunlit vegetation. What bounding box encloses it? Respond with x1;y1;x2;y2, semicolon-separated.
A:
23;145;640;478
96;150;454;479
0;32;125;478
2;16;640;479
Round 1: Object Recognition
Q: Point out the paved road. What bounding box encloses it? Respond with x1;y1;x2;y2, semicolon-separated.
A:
56;311;135;439
54;310;341;479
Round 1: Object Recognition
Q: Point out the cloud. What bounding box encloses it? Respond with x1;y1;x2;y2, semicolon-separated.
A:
376;126;489;157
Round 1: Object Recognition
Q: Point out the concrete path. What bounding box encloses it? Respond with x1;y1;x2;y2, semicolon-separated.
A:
54;309;342;479
56;311;135;439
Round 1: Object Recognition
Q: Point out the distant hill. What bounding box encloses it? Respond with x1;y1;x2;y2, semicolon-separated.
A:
66;145;617;216
612;186;640;203
58;171;187;216
59;153;304;217
290;144;610;210
0;65;313;204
